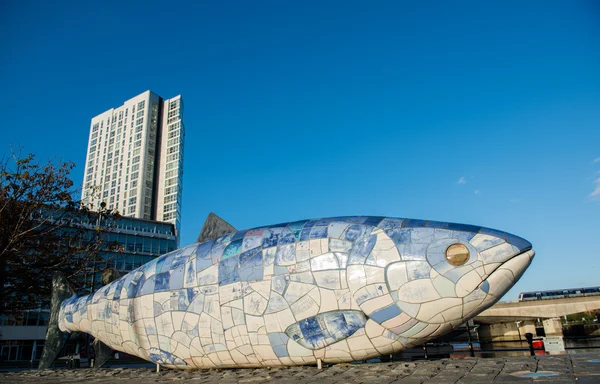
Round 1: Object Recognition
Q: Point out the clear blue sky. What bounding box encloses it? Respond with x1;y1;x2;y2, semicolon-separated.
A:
1;1;599;300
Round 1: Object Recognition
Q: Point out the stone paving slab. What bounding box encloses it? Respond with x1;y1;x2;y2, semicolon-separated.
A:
1;353;599;383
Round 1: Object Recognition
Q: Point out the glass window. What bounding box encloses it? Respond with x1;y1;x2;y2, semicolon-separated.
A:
26;312;39;326
143;237;152;253
38;312;49;326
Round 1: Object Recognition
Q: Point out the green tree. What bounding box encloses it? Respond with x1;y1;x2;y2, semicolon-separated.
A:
0;151;119;312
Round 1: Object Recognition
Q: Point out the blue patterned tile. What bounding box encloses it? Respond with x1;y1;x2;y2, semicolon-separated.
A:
169;265;184;290
268;332;290;357
309;226;328;239
402;219;428;228
218;257;240;285
278;228;297;245
222;239;243;259
196;255;213;273
262;228;283;248
426;221;450;229
345;224;370;242
368;304;402;324
239;250;263;282
127;272;145;298
402;243;429;260
171;251;189;269
427;251;447;267
285;311;367;349
176;289;190;311
139;275;155;296
210;243;225;264
265;293;288;313
271;275;289;294
407;261;431;280
287;221;307;240
299;227;311;241
215;232;232;244
160;251;180;272
196;241;212;257
378;217;404;229
156;257;166;273
239;247;260;264
112;278;126;300
387;228;411;244
139;258;158;276
182;321;199;338
154;272;170;292
453;231;476;242
275;244;296;265
184;261;196;287
231;230;247;241
148;348;186;366
303;220;317;229
363;216;384;226
351;234;377;257
480;280;490;293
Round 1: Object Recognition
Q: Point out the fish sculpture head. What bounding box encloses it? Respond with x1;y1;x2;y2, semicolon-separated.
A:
346;218;534;344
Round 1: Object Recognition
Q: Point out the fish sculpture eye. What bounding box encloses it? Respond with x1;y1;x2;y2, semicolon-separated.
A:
445;243;470;266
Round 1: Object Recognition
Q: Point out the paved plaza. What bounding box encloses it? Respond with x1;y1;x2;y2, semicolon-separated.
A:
1;353;600;383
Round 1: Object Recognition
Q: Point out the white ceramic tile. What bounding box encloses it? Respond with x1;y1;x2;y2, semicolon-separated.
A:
385;262;408;291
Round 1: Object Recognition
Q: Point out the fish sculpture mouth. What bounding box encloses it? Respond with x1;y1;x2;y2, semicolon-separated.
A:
478;248;535;301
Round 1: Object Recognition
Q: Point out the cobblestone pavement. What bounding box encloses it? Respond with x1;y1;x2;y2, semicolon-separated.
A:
1;353;600;383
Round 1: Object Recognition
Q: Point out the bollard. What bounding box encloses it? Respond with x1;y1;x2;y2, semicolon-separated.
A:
317;358;322;369
466;324;475;357
525;333;535;356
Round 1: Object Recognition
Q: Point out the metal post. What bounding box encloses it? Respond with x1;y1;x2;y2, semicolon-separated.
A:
466;324;475;357
31;340;37;366
525;332;535;356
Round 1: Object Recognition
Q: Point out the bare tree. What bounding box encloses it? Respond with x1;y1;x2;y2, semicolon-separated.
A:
0;150;119;312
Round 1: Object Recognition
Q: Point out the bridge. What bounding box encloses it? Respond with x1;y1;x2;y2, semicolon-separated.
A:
472;296;600;342
475;296;600;323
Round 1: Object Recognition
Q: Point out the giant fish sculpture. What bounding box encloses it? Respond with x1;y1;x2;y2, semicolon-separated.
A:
51;215;534;369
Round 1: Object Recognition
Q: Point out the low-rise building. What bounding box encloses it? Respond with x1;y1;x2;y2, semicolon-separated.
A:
0;213;176;363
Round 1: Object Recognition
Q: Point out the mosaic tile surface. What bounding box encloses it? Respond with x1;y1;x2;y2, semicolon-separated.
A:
58;216;534;369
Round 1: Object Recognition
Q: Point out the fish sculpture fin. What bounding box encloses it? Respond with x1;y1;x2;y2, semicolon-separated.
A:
196;212;236;243
38;271;75;369
284;310;367;350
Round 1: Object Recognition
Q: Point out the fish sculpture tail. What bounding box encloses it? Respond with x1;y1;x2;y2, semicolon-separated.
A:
38;271;75;369
39;270;121;369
